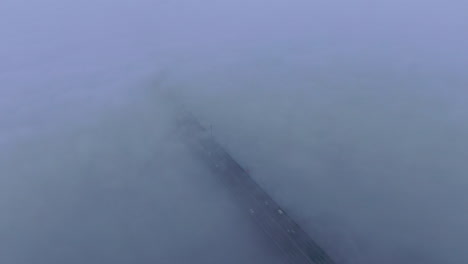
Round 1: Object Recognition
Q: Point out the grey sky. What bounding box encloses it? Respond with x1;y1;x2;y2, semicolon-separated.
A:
1;0;467;263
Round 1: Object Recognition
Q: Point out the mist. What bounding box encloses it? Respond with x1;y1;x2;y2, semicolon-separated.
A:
1;0;467;263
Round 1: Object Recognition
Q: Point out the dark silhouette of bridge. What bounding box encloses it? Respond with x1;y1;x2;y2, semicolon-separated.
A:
175;109;336;264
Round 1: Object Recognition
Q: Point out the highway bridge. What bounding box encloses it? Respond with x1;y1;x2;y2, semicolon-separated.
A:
174;108;337;264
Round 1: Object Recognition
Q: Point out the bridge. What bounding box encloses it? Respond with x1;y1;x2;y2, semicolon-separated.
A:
174;107;336;264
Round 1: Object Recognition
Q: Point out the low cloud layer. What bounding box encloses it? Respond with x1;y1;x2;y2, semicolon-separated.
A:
1;0;467;263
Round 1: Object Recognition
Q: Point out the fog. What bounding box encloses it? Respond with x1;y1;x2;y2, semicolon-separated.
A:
1;0;467;263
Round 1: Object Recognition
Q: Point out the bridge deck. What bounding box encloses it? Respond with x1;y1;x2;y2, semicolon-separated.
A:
175;110;336;264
